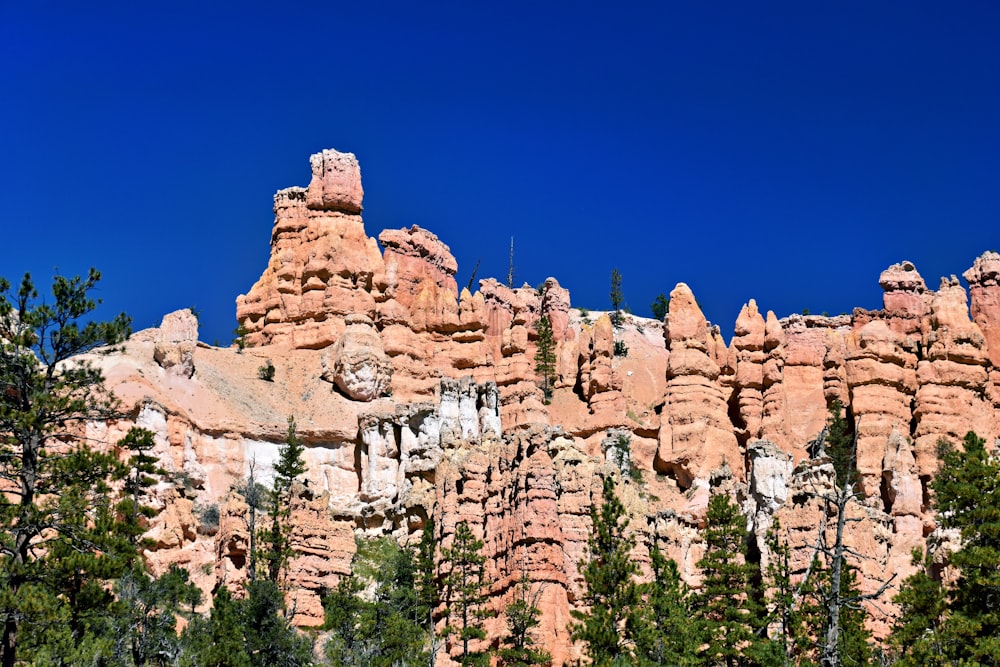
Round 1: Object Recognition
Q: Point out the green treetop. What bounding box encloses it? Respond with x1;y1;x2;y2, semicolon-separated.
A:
695;493;770;667
571;475;641;665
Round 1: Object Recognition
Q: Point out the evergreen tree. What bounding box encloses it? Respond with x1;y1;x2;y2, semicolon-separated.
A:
113;563;202;666
264;416;308;583
0;270;132;667
650;293;669;322
414;518;443;666
570;476;641;665
323;537;429;667
441;521;489;666
241;579;313;667
891;431;1000;665
695;493;769;667
533;315;556;401
610;269;624;327
762;520;823;667
890;550;947;666
497;568;550;667
181;587;252;667
634;543;698;667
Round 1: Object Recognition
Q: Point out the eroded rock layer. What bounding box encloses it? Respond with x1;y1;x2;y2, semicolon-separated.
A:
86;150;1000;664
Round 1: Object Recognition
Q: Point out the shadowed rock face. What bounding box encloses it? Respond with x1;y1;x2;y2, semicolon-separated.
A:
83;149;1000;662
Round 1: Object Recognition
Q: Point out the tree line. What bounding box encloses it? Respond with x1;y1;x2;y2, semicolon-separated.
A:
2;270;998;666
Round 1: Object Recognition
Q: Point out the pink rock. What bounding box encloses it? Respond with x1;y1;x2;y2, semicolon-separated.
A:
964;251;1000;367
322;314;393;401
305;149;364;214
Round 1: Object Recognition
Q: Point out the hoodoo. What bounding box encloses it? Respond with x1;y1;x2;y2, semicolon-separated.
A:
81;149;1000;664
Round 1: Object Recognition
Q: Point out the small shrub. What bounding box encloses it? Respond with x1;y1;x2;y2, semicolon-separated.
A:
258;359;275;381
802;308;811;316
613;340;629;357
233;322;250;353
195;503;220;534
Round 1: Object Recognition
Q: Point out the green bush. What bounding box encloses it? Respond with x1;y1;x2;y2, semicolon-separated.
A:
258;360;275;382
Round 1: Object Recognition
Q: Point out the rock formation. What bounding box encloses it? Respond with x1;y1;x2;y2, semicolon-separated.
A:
78;149;1000;664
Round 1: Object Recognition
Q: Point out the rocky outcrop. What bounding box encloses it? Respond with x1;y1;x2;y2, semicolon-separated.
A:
322;314;392;401
913;276;993;473
655;284;742;491
153;309;198;377
76;149;1000;663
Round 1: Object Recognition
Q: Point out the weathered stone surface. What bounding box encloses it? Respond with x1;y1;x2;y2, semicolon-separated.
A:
964;251;1000;367
879;260;931;335
74;150;1000;661
844;320;917;497
153;308;198;377
305;148;364;214
656;284;742;487
322;314;392;401
235;170;383;349
913;276;994;473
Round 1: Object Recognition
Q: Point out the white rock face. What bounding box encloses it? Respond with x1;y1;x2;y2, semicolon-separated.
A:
747;439;793;567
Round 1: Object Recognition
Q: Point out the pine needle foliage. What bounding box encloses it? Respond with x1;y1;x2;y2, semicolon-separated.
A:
634;543;698;666
694;493;769;667
570;476;641;665
533;315;556;401
0;270;132;667
891;431;1000;665
264;416;308;583
441;521;489;666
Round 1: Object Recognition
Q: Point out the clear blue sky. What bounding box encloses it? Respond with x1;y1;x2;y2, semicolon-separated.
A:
2;1;998;345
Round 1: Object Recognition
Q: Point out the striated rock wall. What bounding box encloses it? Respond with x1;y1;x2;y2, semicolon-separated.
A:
85;149;1000;664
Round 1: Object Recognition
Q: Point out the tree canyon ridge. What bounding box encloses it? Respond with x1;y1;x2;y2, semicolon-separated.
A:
77;149;1000;665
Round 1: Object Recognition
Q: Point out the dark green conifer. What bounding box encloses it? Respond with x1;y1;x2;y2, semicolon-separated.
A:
634;543;698;666
695;493;769;667
264;415;308;583
0;270;132;667
533;315;556;401
441;521;489;666
570;476;641;665
891;431;1000;665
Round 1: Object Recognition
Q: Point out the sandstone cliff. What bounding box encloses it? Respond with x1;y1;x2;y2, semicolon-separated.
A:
86;150;1000;664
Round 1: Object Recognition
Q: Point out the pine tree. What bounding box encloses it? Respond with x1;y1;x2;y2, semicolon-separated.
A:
497;568;550;667
441;521;489;666
610;269;624;327
533;315;556;401
323;537;427;667
181;587;252;667
695;493;769;667
570;475;641;665
891;431;1000;665
634;543;698;667
242;579;313;667
118;427;163;547
414;518;443;666
264;415;308;583
113;563;202;666
651;293;670;322
889;549;947;666
0;270;132;667
762;520;823;667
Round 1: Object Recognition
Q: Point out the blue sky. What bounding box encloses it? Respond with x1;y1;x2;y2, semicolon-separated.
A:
2;2;998;345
